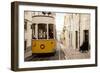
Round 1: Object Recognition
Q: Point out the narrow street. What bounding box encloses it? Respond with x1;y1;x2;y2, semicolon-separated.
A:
25;41;90;61
58;41;90;60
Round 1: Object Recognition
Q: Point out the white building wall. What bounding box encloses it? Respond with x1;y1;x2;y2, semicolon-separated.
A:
80;14;90;46
25;21;32;48
24;12;32;49
64;13;90;50
25;11;32;20
71;14;80;49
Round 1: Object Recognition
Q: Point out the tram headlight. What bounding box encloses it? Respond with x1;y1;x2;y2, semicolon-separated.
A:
40;44;45;49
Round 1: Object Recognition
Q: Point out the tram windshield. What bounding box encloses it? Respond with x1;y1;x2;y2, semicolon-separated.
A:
48;24;54;39
38;24;47;39
32;23;54;39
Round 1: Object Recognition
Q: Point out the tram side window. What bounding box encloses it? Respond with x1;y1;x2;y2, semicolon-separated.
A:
49;24;54;39
31;24;36;39
38;24;47;39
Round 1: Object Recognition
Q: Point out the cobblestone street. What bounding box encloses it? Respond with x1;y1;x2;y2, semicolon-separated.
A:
61;48;90;60
57;41;90;60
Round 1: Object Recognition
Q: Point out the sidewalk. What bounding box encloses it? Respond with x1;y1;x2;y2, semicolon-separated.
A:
59;43;90;60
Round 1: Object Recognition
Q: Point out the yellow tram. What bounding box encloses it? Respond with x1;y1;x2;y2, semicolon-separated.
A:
31;12;56;56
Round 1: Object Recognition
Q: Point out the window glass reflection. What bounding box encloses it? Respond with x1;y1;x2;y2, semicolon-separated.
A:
38;24;47;39
49;24;54;39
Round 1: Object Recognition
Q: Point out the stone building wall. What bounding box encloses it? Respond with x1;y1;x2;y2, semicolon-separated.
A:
24;12;32;50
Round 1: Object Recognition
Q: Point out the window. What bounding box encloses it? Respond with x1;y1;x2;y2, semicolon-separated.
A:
75;31;78;48
24;21;27;30
84;30;89;42
24;40;27;51
38;24;47;39
31;24;36;39
48;24;54;39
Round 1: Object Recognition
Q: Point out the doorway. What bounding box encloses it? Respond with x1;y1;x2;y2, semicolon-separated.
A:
84;30;89;42
75;31;78;49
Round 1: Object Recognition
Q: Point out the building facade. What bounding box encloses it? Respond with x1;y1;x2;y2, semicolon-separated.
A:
24;12;32;51
62;13;90;50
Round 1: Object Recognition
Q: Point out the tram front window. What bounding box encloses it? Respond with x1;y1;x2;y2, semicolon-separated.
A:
38;24;47;39
49;24;54;39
